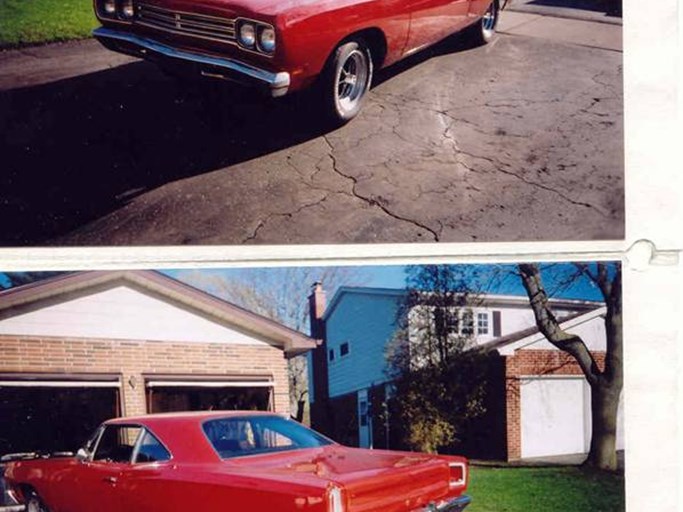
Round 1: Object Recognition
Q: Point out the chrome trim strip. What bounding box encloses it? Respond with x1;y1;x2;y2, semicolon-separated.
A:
93;27;290;96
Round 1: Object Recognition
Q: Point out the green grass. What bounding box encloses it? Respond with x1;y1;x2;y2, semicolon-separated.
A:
0;0;98;48
468;466;625;512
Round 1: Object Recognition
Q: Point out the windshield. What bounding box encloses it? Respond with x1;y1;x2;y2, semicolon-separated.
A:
203;415;333;459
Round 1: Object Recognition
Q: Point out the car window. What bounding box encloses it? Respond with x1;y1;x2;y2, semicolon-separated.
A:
203;416;332;459
134;430;171;463
93;426;141;463
83;425;104;456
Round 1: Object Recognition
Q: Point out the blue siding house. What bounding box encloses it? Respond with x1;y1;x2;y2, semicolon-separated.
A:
307;283;615;461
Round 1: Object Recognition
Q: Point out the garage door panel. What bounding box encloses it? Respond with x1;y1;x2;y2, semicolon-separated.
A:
520;377;588;458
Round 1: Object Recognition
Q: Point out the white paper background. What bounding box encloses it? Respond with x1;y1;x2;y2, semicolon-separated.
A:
0;0;681;509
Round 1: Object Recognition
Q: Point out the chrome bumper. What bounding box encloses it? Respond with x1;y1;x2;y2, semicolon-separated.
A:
92;27;290;97
425;495;471;512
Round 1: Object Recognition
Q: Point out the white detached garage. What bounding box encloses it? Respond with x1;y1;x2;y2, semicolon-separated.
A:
489;307;624;460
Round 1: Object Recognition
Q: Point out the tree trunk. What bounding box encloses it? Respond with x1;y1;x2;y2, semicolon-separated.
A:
585;381;621;470
294;400;306;423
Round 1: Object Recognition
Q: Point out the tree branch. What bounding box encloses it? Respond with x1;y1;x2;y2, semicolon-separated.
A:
518;264;602;387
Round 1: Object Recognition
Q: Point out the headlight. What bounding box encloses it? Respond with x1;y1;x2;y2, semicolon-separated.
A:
258;26;276;53
239;23;256;48
121;0;134;18
103;0;116;15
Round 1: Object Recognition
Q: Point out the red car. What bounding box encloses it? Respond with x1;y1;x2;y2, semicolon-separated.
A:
3;411;471;512
92;0;502;123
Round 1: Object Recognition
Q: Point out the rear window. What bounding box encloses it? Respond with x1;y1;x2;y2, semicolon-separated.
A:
134;430;171;463
203;416;332;459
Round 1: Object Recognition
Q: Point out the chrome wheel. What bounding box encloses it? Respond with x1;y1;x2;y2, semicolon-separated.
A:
481;2;497;39
335;49;370;117
321;39;373;124
470;1;498;45
27;494;49;512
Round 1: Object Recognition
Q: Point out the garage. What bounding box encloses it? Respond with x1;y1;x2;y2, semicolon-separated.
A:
0;271;317;458
520;376;590;458
145;376;274;413
0;374;121;454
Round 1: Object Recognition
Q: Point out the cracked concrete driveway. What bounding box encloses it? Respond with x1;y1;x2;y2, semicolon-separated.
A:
0;12;623;245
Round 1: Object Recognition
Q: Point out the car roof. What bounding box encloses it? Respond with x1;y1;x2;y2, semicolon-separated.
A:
106;410;282;428
104;411;286;463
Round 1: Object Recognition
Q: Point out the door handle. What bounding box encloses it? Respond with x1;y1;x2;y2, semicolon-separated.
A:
103;476;118;484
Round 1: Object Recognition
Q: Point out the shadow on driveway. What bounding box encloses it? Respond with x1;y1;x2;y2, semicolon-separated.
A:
0;33;477;246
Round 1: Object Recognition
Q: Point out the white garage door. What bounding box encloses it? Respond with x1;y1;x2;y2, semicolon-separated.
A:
520;377;590;458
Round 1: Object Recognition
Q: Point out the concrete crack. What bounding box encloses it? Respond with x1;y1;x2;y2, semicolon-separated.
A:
321;135;441;241
457;150;606;215
242;195;330;243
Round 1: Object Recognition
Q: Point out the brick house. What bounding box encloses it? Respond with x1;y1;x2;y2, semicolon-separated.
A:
0;271;316;455
308;285;624;461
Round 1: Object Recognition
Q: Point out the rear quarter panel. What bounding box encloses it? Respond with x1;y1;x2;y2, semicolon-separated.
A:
118;463;329;511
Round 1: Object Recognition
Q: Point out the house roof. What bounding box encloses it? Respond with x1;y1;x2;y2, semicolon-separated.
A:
478;306;606;356
322;286;602;321
0;271;318;356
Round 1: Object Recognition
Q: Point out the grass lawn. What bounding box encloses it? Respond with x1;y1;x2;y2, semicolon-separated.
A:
468;466;625;512
0;0;98;48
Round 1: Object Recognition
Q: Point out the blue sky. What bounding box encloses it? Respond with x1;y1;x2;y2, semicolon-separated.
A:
164;262;609;302
0;262;612;303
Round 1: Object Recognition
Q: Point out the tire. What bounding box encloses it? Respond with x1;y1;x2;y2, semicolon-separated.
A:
320;38;374;125
26;491;50;512
470;1;499;45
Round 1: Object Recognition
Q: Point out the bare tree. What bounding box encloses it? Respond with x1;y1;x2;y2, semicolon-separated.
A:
518;262;622;471
176;266;367;423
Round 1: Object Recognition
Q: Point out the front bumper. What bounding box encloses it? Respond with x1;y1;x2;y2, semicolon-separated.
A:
92;27;290;97
422;495;471;512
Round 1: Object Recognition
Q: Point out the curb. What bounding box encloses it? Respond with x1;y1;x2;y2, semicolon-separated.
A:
505;6;622;26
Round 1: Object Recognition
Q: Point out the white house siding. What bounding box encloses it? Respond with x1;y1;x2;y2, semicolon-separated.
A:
519;316;607;352
325;292;401;398
0;285;274;347
489;304;584;340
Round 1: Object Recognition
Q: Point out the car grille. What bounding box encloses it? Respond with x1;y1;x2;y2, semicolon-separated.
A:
136;3;236;44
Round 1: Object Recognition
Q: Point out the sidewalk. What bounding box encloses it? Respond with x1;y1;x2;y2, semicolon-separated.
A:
506;0;622;25
498;10;622;52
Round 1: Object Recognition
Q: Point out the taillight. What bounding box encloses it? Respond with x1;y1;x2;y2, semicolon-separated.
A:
327;485;345;512
449;462;467;488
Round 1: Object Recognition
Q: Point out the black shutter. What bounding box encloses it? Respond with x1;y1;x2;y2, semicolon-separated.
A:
493;310;502;337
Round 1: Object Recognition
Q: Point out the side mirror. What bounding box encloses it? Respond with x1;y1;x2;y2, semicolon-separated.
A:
76;448;89;462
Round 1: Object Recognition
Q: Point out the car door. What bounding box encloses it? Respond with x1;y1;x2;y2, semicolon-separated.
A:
405;0;470;54
116;428;176;510
66;424;143;512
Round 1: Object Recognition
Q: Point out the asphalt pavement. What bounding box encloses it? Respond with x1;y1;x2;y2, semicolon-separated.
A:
0;9;623;245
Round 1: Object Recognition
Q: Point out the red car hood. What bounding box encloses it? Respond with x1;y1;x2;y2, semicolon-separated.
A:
143;0;347;19
226;445;460;511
